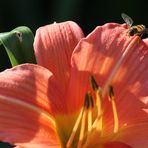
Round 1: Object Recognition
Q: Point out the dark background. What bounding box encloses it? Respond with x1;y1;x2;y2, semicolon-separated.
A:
0;0;147;147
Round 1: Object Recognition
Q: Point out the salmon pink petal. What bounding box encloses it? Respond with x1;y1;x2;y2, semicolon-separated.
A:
34;21;84;92
66;23;132;111
103;141;132;148
102;37;148;133
0;64;66;115
66;22;148;146
107;122;148;148
66;22;148;128
0;96;61;147
0;64;65;147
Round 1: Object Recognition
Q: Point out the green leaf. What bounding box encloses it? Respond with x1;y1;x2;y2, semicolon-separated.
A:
0;26;36;67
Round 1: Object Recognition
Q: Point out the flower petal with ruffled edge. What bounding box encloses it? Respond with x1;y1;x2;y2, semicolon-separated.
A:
34;21;84;92
0;64;64;147
65;23;148;147
0;22;148;148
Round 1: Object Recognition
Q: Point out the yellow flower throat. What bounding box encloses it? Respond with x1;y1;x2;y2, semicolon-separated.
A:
66;76;119;148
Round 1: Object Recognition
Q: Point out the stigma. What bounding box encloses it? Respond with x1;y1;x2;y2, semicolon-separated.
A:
66;76;119;148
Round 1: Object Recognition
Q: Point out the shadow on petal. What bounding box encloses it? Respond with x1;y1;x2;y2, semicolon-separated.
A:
104;141;133;148
0;64;61;147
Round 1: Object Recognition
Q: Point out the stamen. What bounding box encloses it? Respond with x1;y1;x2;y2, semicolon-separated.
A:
92;112;102;129
90;76;103;131
87;93;93;132
94;89;103;132
90;75;99;90
84;92;93;109
108;85;119;133
67;76;120;147
66;92;94;148
88;109;92;132
108;85;114;100
77;110;87;148
77;92;94;148
66;108;84;148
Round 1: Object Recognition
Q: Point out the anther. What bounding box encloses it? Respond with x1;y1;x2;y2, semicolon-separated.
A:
88;76;103;133
90;75;99;91
108;85;119;133
108;85;114;101
78;92;94;147
84;92;94;109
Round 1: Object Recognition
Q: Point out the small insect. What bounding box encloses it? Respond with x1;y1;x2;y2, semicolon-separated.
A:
121;13;148;36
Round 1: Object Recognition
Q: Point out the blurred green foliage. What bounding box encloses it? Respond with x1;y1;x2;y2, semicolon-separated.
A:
0;26;36;66
0;0;147;147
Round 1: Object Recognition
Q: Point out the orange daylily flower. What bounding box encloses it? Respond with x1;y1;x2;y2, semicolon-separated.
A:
0;21;148;148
